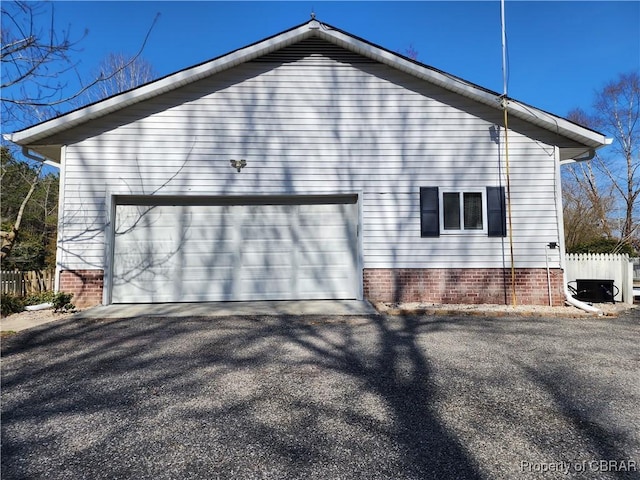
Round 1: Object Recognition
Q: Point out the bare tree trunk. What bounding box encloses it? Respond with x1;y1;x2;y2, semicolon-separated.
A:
1;163;43;260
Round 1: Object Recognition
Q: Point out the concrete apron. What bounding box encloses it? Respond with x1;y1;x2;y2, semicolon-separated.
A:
74;300;380;319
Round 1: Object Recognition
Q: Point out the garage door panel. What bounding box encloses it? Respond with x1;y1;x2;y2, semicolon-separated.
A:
238;276;292;288
240;257;293;270
115;205;160;228
116;241;182;255
298;227;351;239
241;238;294;249
112;198;359;303
297;238;353;253
114;251;178;281
297;271;352;283
179;251;238;265
300;257;352;270
240;267;292;278
180;255;237;269
240;226;292;240
185;236;233;250
296;281;353;298
188;228;235;243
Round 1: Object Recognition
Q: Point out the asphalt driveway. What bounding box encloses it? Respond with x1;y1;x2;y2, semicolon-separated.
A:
1;311;638;479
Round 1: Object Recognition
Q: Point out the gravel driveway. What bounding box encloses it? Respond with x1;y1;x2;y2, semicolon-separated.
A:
2;311;638;479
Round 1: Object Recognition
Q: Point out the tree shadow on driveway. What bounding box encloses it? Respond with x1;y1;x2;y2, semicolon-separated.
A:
2;313;638;479
1;314;482;480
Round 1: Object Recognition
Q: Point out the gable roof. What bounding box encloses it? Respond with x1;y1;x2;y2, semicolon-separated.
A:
5;18;609;162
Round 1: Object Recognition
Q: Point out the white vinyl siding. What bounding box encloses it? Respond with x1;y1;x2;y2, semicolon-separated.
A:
58;39;564;274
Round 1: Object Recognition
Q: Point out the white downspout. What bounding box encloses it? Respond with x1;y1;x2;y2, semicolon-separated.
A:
561;261;603;315
554;147;603;315
558;248;603;315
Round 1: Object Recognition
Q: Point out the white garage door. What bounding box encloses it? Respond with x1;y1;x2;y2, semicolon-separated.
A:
111;196;359;303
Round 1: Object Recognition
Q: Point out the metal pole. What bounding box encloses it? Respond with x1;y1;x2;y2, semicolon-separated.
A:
501;0;508;97
501;0;517;306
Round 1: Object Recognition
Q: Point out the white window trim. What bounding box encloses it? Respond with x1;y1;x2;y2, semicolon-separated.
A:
439;189;488;235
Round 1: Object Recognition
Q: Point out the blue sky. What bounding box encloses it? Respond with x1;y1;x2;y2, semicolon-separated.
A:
12;1;640;121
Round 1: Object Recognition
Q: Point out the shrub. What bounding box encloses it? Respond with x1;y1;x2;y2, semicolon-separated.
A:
1;291;76;316
52;292;75;313
1;294;25;317
24;290;56;306
568;238;636;256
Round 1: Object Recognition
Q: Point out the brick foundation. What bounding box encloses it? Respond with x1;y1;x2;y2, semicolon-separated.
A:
59;270;104;308
363;268;565;306
57;268;564;307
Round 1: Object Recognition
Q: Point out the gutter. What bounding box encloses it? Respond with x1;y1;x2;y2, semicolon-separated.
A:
21;147;59;169
559;149;596;165
560;137;614;166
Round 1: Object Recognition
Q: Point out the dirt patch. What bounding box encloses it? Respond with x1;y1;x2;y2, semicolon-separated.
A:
375;301;636;318
1;308;77;326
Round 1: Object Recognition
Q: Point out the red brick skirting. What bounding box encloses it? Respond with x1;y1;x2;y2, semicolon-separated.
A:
59;270;104;308
58;268;564;307
363;268;565;306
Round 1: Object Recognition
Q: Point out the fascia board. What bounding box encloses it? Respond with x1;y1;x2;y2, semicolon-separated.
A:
316;27;497;98
503;100;608;148
315;26;608;149
7;19;608;151
6;24;315;146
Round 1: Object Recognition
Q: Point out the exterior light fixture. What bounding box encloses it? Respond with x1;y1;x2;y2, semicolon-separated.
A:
230;159;247;172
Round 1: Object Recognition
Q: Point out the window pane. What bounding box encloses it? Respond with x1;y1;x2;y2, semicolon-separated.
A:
443;193;460;230
464;192;483;230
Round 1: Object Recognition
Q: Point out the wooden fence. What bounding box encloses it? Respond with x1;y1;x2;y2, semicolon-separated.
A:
1;270;55;296
565;253;633;304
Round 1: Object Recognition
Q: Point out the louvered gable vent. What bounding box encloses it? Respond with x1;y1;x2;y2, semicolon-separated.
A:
251;38;377;65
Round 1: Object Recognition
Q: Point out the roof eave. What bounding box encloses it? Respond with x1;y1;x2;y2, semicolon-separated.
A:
313;24;608;150
6;21;316;146
6;19;608;154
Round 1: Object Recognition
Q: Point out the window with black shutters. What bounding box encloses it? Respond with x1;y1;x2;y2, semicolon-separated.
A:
419;186;506;237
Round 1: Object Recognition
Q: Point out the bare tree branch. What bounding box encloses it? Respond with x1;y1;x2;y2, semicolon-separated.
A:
563;72;640;252
1;1;159;268
1;1;159;126
82;52;157;103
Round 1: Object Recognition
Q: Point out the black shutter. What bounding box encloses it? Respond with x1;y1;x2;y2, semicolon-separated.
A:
487;186;506;237
420;187;439;237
